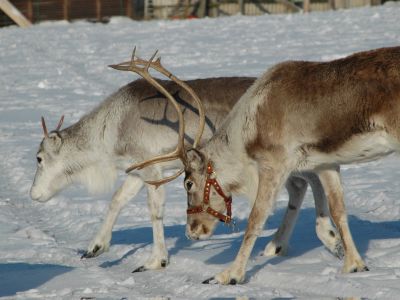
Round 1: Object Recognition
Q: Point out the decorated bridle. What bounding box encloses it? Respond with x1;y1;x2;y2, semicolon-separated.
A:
187;162;233;224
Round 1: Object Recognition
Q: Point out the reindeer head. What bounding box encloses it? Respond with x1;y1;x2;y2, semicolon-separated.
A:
184;149;233;240
30;116;70;202
113;48;233;240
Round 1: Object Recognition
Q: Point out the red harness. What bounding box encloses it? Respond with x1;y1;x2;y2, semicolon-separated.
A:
186;163;233;224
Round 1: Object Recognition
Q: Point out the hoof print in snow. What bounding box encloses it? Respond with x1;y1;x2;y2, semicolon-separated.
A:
132;266;147;273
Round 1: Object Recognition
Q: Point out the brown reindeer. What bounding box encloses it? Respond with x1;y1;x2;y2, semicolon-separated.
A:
111;47;400;281
184;46;400;284
124;46;400;284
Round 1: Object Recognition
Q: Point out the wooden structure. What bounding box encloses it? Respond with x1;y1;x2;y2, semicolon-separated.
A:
0;0;31;27
0;0;388;27
0;0;136;27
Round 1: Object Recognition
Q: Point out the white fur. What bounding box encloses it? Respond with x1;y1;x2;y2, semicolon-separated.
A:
75;161;117;195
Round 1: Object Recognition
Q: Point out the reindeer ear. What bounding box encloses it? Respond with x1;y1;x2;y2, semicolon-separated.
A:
44;132;62;152
186;149;206;173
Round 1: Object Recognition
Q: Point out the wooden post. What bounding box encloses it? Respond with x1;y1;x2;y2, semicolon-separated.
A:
96;0;102;21
184;0;190;18
126;0;133;18
238;0;245;14
198;0;207;17
27;0;33;22
303;0;310;12
144;0;148;19
63;0;69;20
0;0;31;27
210;0;218;17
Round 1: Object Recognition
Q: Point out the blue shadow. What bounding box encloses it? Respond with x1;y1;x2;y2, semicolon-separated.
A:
0;263;73;297
105;206;400;271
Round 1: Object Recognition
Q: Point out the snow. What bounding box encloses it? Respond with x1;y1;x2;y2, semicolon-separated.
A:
1;5;400;299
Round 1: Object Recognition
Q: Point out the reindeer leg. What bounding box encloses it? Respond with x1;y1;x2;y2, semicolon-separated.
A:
305;171;344;259
263;175;308;257
83;174;144;258
205;153;291;285
133;168;168;272
318;168;368;273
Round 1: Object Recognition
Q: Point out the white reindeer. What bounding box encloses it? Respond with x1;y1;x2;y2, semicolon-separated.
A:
30;50;343;272
129;47;400;284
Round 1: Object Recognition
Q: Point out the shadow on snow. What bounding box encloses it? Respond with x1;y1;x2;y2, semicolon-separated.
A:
0;263;73;297
104;206;400;272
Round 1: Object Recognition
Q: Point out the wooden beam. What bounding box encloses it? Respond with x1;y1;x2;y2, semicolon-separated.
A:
275;0;301;13
0;0;31;28
303;0;310;12
198;0;207;17
96;0;102;21
238;0;245;14
27;0;33;22
126;0;133;18
63;0;69;21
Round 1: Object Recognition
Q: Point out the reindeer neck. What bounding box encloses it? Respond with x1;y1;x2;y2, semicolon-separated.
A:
205;126;256;198
203;79;265;198
61;105;118;155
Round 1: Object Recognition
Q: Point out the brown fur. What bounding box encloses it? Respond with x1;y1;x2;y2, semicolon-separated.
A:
185;47;400;284
246;47;400;158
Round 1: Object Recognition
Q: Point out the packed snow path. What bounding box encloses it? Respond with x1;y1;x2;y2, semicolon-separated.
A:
1;4;400;299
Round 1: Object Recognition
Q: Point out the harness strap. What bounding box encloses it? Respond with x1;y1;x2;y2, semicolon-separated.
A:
186;162;233;223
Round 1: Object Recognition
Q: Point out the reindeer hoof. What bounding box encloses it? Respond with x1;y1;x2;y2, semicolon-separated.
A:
161;259;167;268
202;277;216;284
132;266;147;273
81;245;101;259
229;279;237;285
350;265;369;273
132;259;168;273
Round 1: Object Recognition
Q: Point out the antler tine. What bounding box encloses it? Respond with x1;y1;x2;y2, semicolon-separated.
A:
41;116;49;137
116;50;186;179
145;50;158;71
56;115;65;131
126;150;181;173
144;168;185;189
141;58;206;149
169;77;205;149
124;76;186;174
111;48;205;187
130;46;137;68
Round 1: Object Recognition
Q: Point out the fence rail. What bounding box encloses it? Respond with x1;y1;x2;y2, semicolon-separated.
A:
0;0;389;27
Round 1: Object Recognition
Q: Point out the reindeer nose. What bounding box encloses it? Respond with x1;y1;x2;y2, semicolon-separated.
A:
30;189;42;201
186;224;199;240
30;186;45;202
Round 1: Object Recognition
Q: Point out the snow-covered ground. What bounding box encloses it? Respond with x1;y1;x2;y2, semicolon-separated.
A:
1;4;400;299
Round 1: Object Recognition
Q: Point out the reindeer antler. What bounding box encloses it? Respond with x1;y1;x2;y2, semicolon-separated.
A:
110;47;205;149
109;48;205;187
41;115;65;137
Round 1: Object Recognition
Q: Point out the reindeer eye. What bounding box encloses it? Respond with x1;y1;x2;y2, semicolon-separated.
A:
37;156;42;164
185;180;193;191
